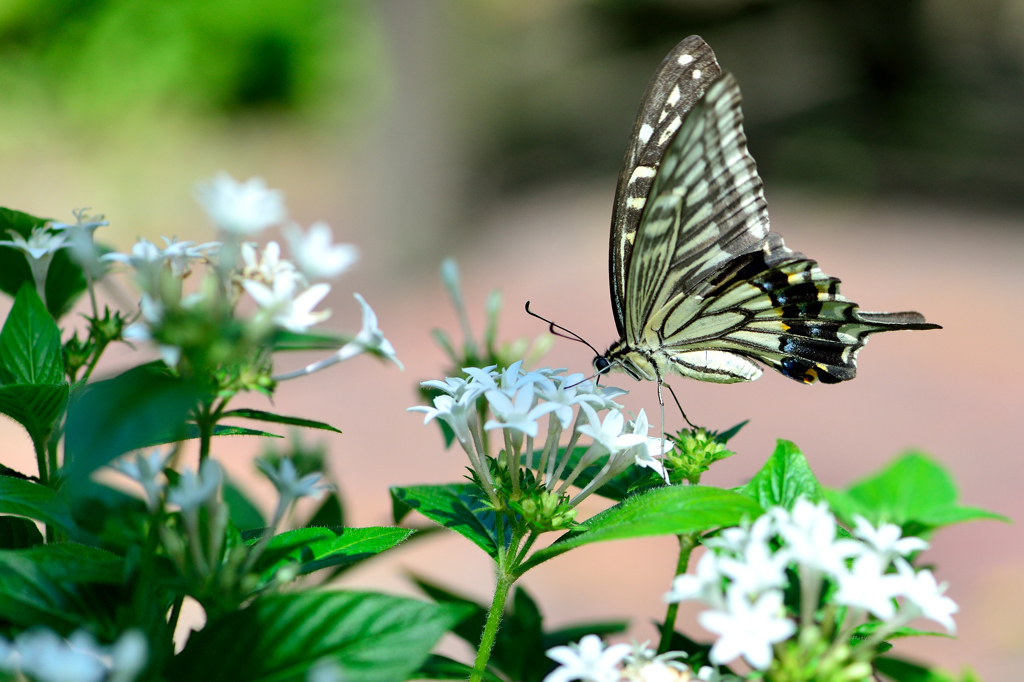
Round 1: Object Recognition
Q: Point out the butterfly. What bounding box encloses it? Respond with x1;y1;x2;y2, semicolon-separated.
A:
592;35;939;411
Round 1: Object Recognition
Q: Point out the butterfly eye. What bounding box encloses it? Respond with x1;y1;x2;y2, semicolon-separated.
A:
593;356;611;374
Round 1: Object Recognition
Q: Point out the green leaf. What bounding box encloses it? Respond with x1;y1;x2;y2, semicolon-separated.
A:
0;285;64;386
0;383;69;443
391;484;503;559
223;481;266;530
0;208;88;320
168;591;473;682
0;515;43;549
825;452;1008;534
521;486;762;572
0;550;123;638
0;476;80;537
254;527;414;581
221;408;341;433
415;655;503;682
0;543;124;583
714;419;748;444
145;423;284;447
738;439;824;509
64;365;206;483
412;575;487;647
874;656;960;682
307;492;345;528
852;621;953;641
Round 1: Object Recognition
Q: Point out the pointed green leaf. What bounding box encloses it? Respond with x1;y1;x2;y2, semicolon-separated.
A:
738;439;824;509
221;408;341;433
0;285;64;386
223;481;266;530
0;383;69;443
64;366;206;483
391;484;502;559
272;329;349;352
874;656;961;682
168;591;473;682
0;476;80;537
145;423;284;448
0;516;43;549
412;575;488;647
3;543;123;583
827;452;1008;533
520;486;761;572
0;208;88;320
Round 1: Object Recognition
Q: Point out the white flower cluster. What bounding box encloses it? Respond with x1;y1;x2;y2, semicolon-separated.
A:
663;498;957;671
544;635;720;682
410;362;670;509
100;173;399;372
0;628;146;682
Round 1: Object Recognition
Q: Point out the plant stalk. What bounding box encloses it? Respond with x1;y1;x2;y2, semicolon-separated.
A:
469;569;513;682
657;533;698;654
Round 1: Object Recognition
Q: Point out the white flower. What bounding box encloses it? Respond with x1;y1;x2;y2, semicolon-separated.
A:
103;237;218;282
621;642;691;682
244;273;332;333
575;382;628;411
699;589;795;671
577;404;647;457
484;384;559;438
112;449;171;511
409;391;480;445
544;634;631;682
168;459;222;512
239;241;300;286
834;552;901;619
0;226;68;302
350;293;402;368
893;560;958;633
775;498;860;577
664;551;724;608
716;535;789;599
195;173;286;234
624;410;672;480
257;458;330;510
50;209;108;278
270;293;402;381
121;293;183;368
852;516;928;564
5;628;145;682
284;222;358;280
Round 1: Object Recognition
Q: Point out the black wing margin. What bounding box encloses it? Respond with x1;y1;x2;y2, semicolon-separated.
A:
608;36;722;338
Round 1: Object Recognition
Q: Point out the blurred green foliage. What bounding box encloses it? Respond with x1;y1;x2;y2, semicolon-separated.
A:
0;0;381;128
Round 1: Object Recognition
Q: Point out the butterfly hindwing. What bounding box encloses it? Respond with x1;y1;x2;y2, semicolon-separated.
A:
609;35;721;338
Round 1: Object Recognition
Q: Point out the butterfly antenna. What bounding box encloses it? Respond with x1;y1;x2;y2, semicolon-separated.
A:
524;302;602;357
663;382;698;430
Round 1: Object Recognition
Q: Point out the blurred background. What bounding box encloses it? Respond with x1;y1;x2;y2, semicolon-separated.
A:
0;0;1021;679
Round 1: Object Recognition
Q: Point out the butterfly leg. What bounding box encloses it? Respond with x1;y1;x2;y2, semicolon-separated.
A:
664;382;698;430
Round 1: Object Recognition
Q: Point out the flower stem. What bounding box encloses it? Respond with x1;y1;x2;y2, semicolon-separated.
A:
470;568;513;682
657;533;698;654
33;434;49;487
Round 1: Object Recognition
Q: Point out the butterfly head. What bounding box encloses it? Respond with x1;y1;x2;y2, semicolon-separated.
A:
592;355;612;375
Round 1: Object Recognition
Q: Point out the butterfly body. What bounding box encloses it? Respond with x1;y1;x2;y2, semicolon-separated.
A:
596;36;939;390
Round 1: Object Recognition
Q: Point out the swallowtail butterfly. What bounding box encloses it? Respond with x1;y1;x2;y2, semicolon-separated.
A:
593;36;939;403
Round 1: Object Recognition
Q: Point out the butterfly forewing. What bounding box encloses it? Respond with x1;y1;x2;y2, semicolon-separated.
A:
609;36;722;338
624;73;770;345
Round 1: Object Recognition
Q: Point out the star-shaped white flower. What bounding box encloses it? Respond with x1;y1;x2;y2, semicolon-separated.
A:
284;222;358;280
168;460;222;513
775;498;860;577
195;172;286;234
484;384;559;438
408;390;480;445
893;559;958;633
664;551;724;608
716;536;790;599
244;273;332;333
257;457;330;511
699;588;795;671
350;293;402;368
239;241;299;286
544;634;631;682
112;449;171;511
577;403;647;457
834;552;902;619
852;515;928;564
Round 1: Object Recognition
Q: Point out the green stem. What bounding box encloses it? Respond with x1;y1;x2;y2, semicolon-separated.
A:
470;569;513;682
80;337;109;382
33;435;49;487
657;533;698;654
